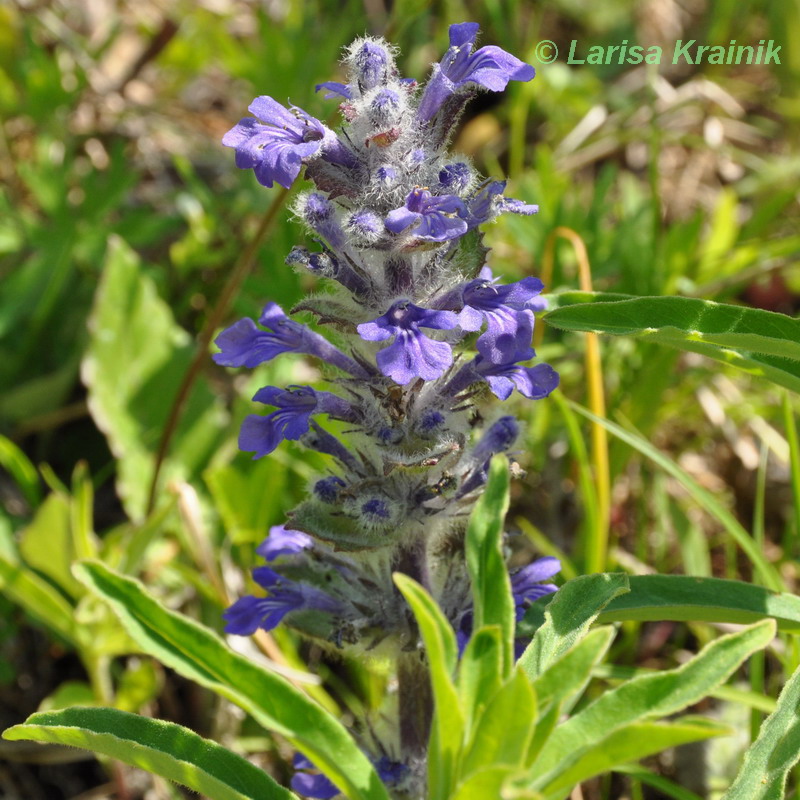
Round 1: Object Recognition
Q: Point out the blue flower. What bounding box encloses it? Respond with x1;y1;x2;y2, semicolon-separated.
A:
223;567;340;635
291;752;407;799
385;188;468;243
418;22;535;121
466;180;539;229
458;266;546;364
438;162;473;193
239;386;357;459
459;416;520;497
222;96;351;189
315;81;351;99
357;300;458;384
476;357;560;400
256;524;313;561
213;302;367;377
445;351;559;401
510;557;561;620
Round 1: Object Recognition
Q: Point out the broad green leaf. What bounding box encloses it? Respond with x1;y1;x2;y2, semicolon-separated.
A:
394;574;464;800
528;626;616;712
19;492;83;599
594;575;800;631
74;561;388;800
540;718;729;800
458;626;503;735
82;237;226;521
567;404;784;591
448;766;515;800
460;668;536;780
465;456;515;675
530;620;775;788
448;766;541;800
518;573;629;679
544;293;800;393
0;552;76;645
3;707;297;800
722;659;800;800
205;457;288;546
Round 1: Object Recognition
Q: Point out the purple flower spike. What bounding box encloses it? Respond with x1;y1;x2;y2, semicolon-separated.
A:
418;22;535;121
357;300;458;384
459;266;546;364
222;96;338;189
479;359;560;401
315;81;352;99
223;568;340;635
511;557;560;619
256;524;313;561
213;302;368;378
385;188;468;243
239;385;356;459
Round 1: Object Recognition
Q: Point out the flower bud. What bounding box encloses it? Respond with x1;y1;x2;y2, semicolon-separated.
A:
346;209;384;245
349;40;392;90
368;89;402;126
314;476;347;503
439;162;472;193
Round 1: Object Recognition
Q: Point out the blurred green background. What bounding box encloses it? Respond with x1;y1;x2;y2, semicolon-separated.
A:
1;0;799;797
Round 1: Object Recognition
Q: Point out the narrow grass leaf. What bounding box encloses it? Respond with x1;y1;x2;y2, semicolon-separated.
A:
614;765;705;800
74;561;388;800
722;658;800;800
517;573;629;679
3;707;297;800
567;403;784;591
465;456;515;675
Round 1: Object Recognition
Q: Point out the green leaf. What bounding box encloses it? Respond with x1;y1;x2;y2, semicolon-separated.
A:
544;293;800;393
458;626;503;735
517;573;629;679
449;766;538;800
594;574;800;631
540;718;729;800
19;492;83;599
530;620;775;789
460;668;536;780
82;237;226;521
567;403;785;591
0;435;41;509
394;573;463;800
528;626;616;713
722;658;800;800
465;456;515;675
3;707;297;800
0;551;76;645
74;561;388;800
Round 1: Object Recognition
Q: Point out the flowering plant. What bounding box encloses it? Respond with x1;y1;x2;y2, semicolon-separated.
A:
5;20;800;800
